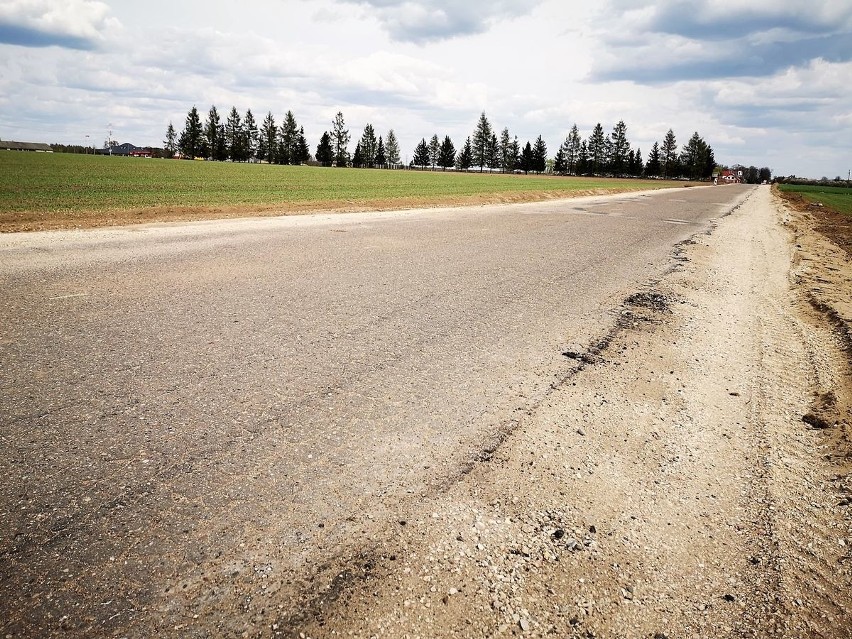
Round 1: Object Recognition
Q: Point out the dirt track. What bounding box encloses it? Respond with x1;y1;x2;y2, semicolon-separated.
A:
290;186;852;637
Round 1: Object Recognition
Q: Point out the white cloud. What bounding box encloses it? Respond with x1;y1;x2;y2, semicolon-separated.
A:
0;0;121;49
0;0;849;179
336;0;543;43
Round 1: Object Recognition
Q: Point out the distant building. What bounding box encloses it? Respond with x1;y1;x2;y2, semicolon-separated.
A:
97;142;153;157
0;140;53;152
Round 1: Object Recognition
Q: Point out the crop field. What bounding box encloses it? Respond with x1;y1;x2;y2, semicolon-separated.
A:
1;151;692;231
778;183;852;215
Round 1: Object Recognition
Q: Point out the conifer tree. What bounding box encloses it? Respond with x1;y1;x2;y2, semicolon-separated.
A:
645;141;662;177
519;141;533;174
179;105;203;158
428;134;440;169
243;109;258;161
225;107;244;161
204;106;221;160
439;135;455;170
588;123;606;174
532;136;547;173
352;142;364;168
331;111;350;167
471;112;493;172
565;124;581;174
385;129;400;165
455;137;473;170
360;124;378;167
499;128;513;173
316;132;333;166
375;136;386;167
164;122;177;158
661;129;678;178
553;146;567;175
576;140;589;175
609;120;629;175
413;138;430;167
258;112;276;163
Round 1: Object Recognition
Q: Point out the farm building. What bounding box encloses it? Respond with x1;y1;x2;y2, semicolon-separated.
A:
1;140;53;152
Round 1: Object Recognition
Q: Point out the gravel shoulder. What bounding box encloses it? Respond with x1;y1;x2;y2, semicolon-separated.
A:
287;186;852;637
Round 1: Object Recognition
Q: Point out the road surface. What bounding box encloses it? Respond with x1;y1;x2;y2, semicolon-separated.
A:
1;185;755;636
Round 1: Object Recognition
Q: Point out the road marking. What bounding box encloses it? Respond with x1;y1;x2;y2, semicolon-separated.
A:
662;219;695;225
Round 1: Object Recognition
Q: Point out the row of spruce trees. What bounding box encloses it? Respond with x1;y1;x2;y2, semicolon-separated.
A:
166;106;717;180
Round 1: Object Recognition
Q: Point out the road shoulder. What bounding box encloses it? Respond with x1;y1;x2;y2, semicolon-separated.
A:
286;186;852;637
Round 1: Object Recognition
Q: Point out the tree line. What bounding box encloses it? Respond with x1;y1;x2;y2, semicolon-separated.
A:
165;106;735;180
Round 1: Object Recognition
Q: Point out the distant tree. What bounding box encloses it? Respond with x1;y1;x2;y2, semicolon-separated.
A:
214;123;226;161
588;123;606;174
243;109;258;161
745;165;760;184
296;127;310;164
576;140;589;175
565;124;581;174
631;147;643;175
360;124;378;167
532;135;547;173
471;112;493;172
509;136;520;171
225;107;244;161
680;132;712;180
258;112;276;163
315;132;333;166
519;141;533;174
703;145;716;179
331;111;350;167
164;122;177;158
499;128;514;173
427;134;440;169
661;129;678;178
385;129;400;165
438;135;455;169
204;106;221;160
375;136;386;167
486;133;500;170
758;167;772;183
413;138;430;167
553;146;567;175
455;136;473;170
645;141;661;177
609;120;630;175
352;142;364;168
178;105;203;158
277;110;299;165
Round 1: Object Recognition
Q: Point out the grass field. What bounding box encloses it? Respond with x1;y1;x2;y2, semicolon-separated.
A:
1;151;692;231
777;183;852;215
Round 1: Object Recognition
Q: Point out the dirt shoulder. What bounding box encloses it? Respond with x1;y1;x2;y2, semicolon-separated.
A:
275;186;852;637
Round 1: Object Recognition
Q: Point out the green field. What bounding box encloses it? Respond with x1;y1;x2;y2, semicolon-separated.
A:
778;183;852;215
1;151;690;231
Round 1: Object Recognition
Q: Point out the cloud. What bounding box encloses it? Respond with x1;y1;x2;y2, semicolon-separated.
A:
0;0;120;50
589;0;852;82
335;0;542;43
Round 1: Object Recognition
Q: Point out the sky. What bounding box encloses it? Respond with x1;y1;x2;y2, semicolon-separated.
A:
1;0;850;179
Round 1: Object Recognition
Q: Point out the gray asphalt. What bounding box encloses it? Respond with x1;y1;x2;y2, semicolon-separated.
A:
0;184;754;635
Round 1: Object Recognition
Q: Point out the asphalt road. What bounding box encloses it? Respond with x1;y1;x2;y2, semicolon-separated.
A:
0;184;754;636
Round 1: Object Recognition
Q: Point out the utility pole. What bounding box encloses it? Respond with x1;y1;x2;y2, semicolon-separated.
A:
107;123;113;155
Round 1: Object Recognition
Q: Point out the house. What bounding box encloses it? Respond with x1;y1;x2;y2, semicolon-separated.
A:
0;140;53;152
96;142;153;157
